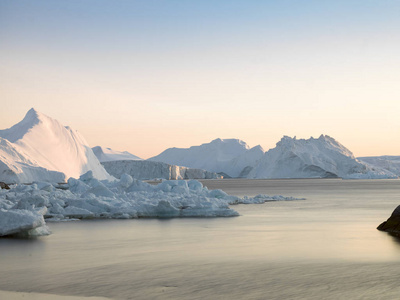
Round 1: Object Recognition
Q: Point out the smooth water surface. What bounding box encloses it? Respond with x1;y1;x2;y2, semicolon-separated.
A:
1;179;400;299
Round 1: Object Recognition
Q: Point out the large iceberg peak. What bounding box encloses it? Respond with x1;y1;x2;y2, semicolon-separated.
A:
0;108;47;143
0;108;112;183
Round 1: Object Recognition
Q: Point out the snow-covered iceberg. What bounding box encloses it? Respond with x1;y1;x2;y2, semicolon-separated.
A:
92;146;142;162
248;135;397;179
0;108;112;183
101;160;221;180
149;138;264;178
0;172;303;237
0;137;65;183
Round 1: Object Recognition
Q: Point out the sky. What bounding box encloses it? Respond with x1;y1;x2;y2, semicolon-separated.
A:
1;0;399;159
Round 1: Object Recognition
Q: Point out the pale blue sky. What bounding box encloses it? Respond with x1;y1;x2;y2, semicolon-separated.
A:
1;0;399;158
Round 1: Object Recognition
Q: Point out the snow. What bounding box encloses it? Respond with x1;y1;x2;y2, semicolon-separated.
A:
247;135;397;179
0;172;303;237
101;160;221;180
0;108;112;183
149;138;264;178
92;146;142;162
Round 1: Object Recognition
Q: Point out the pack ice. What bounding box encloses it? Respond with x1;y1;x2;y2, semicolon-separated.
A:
0;172;303;237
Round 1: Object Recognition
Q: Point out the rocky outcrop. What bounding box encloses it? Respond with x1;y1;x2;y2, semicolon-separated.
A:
377;206;400;236
0;182;10;189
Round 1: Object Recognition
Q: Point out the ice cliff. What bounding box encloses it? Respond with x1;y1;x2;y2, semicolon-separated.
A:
101;160;221;180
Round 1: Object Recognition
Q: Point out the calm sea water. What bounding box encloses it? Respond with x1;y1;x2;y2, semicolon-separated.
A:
1;179;400;300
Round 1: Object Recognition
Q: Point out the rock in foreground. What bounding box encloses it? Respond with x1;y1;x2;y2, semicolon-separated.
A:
377;205;400;235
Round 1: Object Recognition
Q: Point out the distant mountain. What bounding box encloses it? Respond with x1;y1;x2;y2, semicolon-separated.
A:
358;156;400;177
149;138;264;178
92;146;142;162
247;135;397;179
0;108;112;183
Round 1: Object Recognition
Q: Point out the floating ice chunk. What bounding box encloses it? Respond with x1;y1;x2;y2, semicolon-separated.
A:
153;200;180;218
0;208;47;236
83;184;115;198
207;189;228;199
68;177;90;194
238;194;306;204
126;179;153;192
119;174;133;189
12;191;49;210
63;206;95;219
187;179;203;192
79;170;94;183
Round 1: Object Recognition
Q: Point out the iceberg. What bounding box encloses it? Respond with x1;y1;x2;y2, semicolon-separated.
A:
0;208;50;237
149;138;264;178
0;108;112;183
358;156;400;177
248;135;397;179
101;160;221;180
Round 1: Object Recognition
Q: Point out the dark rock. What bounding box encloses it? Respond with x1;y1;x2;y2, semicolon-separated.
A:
377;205;400;235
0;182;10;189
238;166;253;178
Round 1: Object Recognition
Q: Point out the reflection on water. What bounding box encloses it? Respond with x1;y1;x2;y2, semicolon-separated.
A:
1;179;400;299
